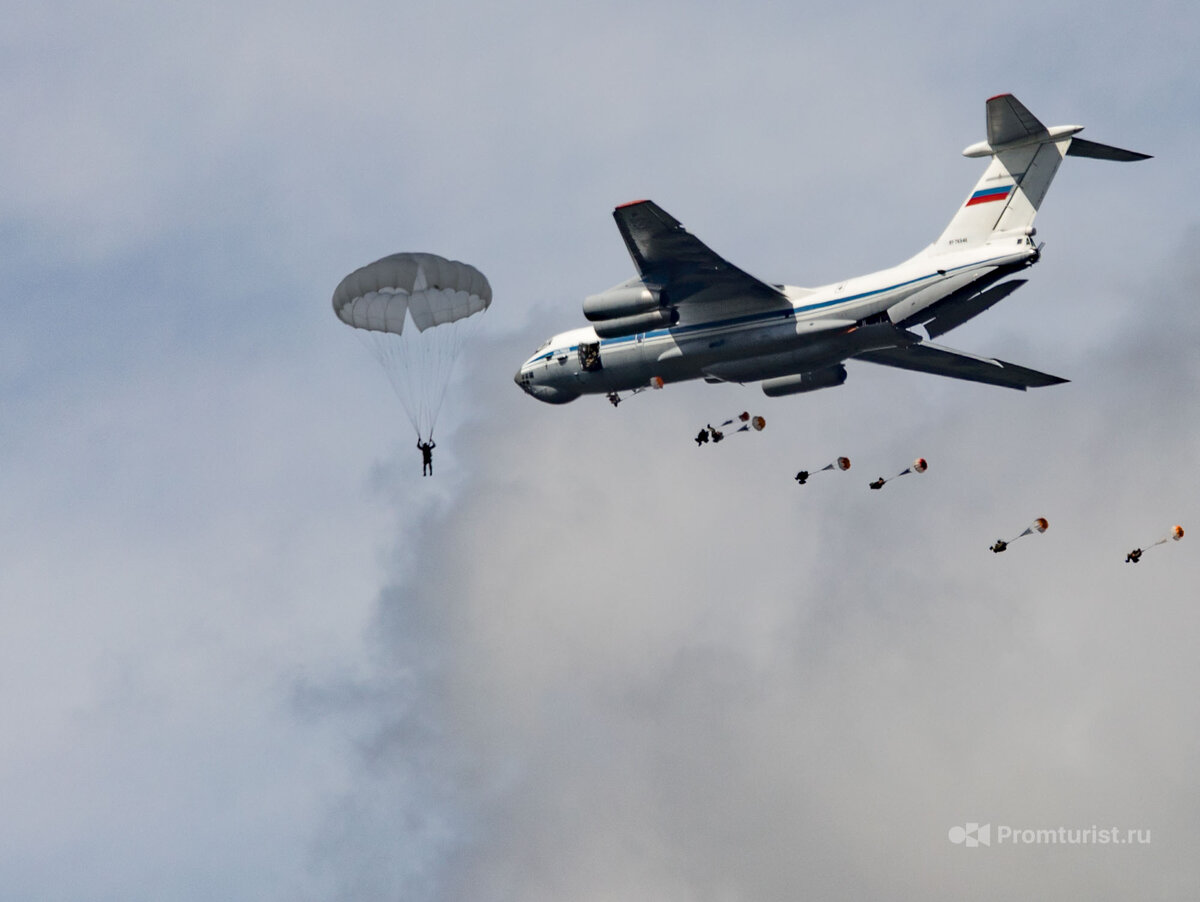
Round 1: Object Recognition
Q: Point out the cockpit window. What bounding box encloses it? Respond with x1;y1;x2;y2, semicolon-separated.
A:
536;338;553;352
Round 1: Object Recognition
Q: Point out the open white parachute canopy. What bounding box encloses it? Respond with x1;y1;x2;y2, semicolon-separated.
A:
333;252;491;440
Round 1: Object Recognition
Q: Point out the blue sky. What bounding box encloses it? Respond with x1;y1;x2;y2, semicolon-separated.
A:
3;2;1199;899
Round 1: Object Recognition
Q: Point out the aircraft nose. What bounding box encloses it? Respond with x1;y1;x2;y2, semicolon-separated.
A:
514;366;537;397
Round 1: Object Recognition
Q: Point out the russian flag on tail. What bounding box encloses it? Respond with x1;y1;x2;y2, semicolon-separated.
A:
966;185;1013;207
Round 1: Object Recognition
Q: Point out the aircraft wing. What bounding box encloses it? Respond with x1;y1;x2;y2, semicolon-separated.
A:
853;340;1068;390
612;200;789;311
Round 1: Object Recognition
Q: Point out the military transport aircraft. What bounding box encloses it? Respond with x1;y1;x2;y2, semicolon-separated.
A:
514;94;1148;405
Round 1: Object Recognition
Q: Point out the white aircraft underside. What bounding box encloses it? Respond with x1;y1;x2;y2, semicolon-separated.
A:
515;94;1147;405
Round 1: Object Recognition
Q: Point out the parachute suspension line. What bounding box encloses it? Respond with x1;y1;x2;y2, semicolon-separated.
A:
423;310;486;442
358;331;422;439
1010;518;1049;543
357;310;487;443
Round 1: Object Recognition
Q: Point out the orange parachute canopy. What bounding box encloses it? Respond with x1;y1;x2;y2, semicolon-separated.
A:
1013;517;1049;540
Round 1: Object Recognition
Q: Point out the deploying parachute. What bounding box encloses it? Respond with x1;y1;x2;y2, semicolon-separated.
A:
795;456;851;485
333;252;491;441
607;376;665;406
695;412;766;446
991;517;1049;553
869;457;928;490
1126;524;1184;563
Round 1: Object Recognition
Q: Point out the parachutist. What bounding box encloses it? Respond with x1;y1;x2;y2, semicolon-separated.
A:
607;392;621;407
796;457;849;485
993;517;1048;552
695;429;709;447
709;426;724;443
1125;526;1183;562
871;458;925;490
417;439;436;476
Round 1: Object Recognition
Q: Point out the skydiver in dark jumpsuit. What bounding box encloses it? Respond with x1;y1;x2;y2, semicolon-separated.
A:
418;439;436;476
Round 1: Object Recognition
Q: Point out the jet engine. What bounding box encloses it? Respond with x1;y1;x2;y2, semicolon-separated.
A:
593;308;678;338
761;365;848;396
583;281;674;338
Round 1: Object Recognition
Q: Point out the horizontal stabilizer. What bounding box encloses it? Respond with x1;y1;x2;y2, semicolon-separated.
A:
987;93;1048;146
854;341;1068;391
924;279;1027;339
1066;137;1152;162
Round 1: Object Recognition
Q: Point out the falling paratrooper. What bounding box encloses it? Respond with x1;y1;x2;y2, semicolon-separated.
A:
332;252;491;470
795;456;851;485
1126;524;1184;563
990;517;1049;553
608;376;664;407
869;457;927;490
695;412;765;446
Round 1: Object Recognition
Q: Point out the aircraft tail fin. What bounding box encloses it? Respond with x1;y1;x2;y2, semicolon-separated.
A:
924;94;1149;257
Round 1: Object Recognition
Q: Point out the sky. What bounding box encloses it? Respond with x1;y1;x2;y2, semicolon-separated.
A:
2;1;1198;899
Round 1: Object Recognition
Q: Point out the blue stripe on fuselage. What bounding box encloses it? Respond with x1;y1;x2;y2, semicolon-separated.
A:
545;254;1014;357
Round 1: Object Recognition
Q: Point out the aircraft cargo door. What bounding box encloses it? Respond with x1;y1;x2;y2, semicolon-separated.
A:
578;341;602;372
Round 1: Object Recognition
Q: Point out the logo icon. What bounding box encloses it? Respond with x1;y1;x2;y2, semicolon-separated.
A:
948;822;991;847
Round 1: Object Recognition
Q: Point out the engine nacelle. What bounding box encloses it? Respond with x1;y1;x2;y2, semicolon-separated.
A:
592;307;679;338
583;284;663;321
761;364;847;397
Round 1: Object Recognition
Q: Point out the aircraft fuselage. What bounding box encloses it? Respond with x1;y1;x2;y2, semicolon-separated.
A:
515;242;1036;404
